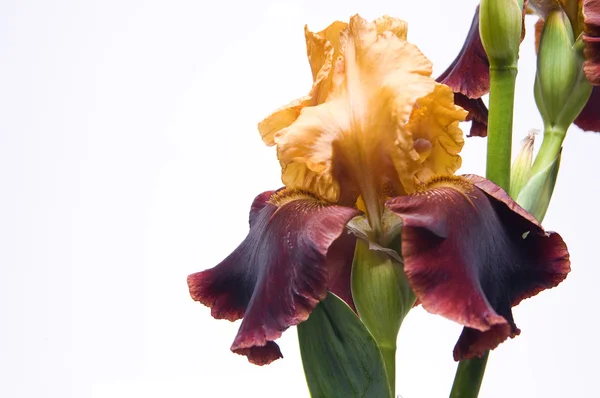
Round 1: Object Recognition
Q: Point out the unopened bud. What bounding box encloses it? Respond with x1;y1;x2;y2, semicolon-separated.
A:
347;211;414;354
535;9;592;131
516;149;561;222
479;0;524;67
509;131;536;198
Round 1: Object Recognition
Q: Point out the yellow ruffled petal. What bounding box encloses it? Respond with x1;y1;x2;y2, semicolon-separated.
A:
275;98;348;202
258;21;347;146
372;15;408;39
407;83;467;183
305;21;347;100
260;14;467;221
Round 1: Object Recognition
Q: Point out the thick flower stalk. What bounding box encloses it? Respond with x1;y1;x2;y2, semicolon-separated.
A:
479;0;525;190
187;14;571;397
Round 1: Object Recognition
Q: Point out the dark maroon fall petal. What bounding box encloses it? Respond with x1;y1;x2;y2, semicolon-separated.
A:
453;94;489;137
467;175;571;305
583;36;600;85
575;85;600;132
583;0;600;85
436;7;489;137
324;231;358;312
437;7;489;99
437;3;528;137
187;189;359;365
188;191;276;323
386;175;570;361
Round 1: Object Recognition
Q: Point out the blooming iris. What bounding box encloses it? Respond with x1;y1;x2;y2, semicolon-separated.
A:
187;15;570;365
440;1;600;134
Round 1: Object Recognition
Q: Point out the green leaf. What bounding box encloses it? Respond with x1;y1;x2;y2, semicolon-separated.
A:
297;292;392;398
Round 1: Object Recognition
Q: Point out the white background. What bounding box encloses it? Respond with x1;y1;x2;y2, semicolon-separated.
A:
1;0;599;397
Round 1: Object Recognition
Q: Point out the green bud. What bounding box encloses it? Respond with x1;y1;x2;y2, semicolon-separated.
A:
535;9;593;132
516;149;561;222
479;0;524;67
347;211;414;394
531;8;591;193
351;239;411;350
509;131;536;198
350;240;408;394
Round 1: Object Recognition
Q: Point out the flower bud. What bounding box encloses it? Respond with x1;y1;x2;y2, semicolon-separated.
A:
509;131;536;198
347;211;414;391
348;211;412;345
535;9;593;131
479;0;524;67
516;149;561;222
351;239;411;350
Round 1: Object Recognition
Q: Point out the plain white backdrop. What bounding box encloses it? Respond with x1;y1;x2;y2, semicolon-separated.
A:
1;0;599;397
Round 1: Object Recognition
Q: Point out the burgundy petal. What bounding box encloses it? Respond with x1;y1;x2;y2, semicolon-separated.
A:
187;190;359;365
324;231;358;312
574;85;600;132
454;93;489;137
437;7;489;100
583;0;600;85
386;175;570;361
437;4;528;137
436;8;489;137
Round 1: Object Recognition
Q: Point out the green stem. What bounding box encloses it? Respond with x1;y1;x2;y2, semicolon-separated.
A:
380;344;396;396
449;66;517;398
449;352;489;398
530;126;566;176
486;67;518;191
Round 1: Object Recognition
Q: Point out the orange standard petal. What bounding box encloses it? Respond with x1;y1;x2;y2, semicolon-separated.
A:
258;15;466;231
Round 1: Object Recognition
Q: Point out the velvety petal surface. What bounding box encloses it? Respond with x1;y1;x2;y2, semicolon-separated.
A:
574;85;600;131
436;7;490;137
386;175;570;360
453;94;489;138
437;4;528;137
187;190;359;365
583;0;600;85
324;231;358;311
437;7;489;99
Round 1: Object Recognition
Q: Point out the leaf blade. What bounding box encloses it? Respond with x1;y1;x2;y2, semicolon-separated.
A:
298;293;392;398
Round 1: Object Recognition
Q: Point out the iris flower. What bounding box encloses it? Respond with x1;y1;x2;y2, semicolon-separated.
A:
440;0;600;135
187;15;570;366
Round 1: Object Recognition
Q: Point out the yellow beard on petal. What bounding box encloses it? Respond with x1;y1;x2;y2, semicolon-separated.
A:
258;14;467;228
